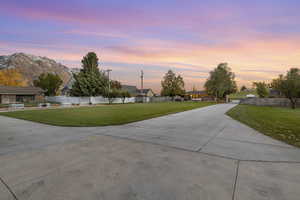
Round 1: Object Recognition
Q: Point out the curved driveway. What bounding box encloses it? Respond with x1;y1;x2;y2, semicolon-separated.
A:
0;104;300;200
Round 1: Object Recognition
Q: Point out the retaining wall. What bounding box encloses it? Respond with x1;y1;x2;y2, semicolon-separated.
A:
240;98;300;107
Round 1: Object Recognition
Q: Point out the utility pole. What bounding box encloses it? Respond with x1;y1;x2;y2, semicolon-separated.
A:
105;69;112;92
140;70;144;95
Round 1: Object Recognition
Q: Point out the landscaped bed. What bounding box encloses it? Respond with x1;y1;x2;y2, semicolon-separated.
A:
227;105;300;148
0;102;215;127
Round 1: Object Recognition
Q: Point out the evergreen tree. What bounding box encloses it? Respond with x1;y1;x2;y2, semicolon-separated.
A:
70;52;108;97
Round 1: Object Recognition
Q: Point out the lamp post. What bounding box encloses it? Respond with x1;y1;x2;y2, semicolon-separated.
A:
140;70;144;96
105;69;112;92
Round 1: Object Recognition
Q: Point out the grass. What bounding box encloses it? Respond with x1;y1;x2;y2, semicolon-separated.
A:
228;90;257;99
227;105;300;148
0;102;215;127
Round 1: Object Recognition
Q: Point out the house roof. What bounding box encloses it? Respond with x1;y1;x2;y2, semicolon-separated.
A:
121;85;139;94
137;89;153;94
122;85;154;96
0;86;44;95
269;89;281;96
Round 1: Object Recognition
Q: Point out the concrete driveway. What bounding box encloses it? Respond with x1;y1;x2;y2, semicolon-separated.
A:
0;103;299;200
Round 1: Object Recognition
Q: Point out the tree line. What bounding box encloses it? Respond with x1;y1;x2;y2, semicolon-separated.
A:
33;52;130;103
0;68;27;87
161;62;300;109
1;51;299;108
253;68;300;109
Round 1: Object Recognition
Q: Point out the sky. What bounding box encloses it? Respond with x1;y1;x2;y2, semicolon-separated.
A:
1;0;300;92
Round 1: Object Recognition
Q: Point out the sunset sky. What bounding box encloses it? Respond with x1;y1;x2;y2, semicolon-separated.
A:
1;0;300;92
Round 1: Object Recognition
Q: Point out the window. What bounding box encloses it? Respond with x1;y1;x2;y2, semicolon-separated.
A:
16;95;35;103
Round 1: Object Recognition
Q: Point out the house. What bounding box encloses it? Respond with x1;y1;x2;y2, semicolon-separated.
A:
121;85;155;97
269;89;282;98
186;90;209;99
185;90;214;101
137;89;155;97
121;85;139;96
0;86;44;104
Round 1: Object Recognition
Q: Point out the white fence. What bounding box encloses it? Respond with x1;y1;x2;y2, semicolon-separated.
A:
46;96;178;105
46;96;136;105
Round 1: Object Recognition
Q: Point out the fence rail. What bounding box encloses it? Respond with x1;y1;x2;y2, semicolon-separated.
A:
46;96;135;105
46;96;175;105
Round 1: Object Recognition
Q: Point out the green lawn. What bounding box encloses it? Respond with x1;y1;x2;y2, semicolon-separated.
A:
227;105;300;148
0;102;215;127
228;90;258;99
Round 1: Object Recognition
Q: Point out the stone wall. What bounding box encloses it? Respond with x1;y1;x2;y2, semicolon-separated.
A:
240;98;300;107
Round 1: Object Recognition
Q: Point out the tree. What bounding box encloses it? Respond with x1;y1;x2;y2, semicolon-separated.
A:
253;82;269;98
105;89;121;104
0;69;27;86
271;68;300;109
270;74;284;97
110;80;122;90
70;52;109;97
34;73;61;96
240;85;247;91
204;63;237;100
81;52;99;73
33;73;62;96
120;90;131;103
161;70;185;98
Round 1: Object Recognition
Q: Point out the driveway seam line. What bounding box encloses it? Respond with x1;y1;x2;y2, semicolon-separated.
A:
100;133;300;163
196;125;227;152
214;137;296;149
198;151;300;163
232;160;240;200
0;176;18;200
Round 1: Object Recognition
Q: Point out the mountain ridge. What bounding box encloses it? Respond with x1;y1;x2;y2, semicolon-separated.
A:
0;52;72;86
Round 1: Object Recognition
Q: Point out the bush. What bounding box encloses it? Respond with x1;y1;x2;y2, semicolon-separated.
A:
253;82;269;98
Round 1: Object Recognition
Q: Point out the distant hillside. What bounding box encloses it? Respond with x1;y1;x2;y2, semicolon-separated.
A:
0;53;71;86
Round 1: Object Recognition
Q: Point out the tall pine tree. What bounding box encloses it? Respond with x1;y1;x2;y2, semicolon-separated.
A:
70;52;108;97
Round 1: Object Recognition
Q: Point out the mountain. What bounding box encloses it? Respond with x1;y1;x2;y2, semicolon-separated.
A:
0;53;72;86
